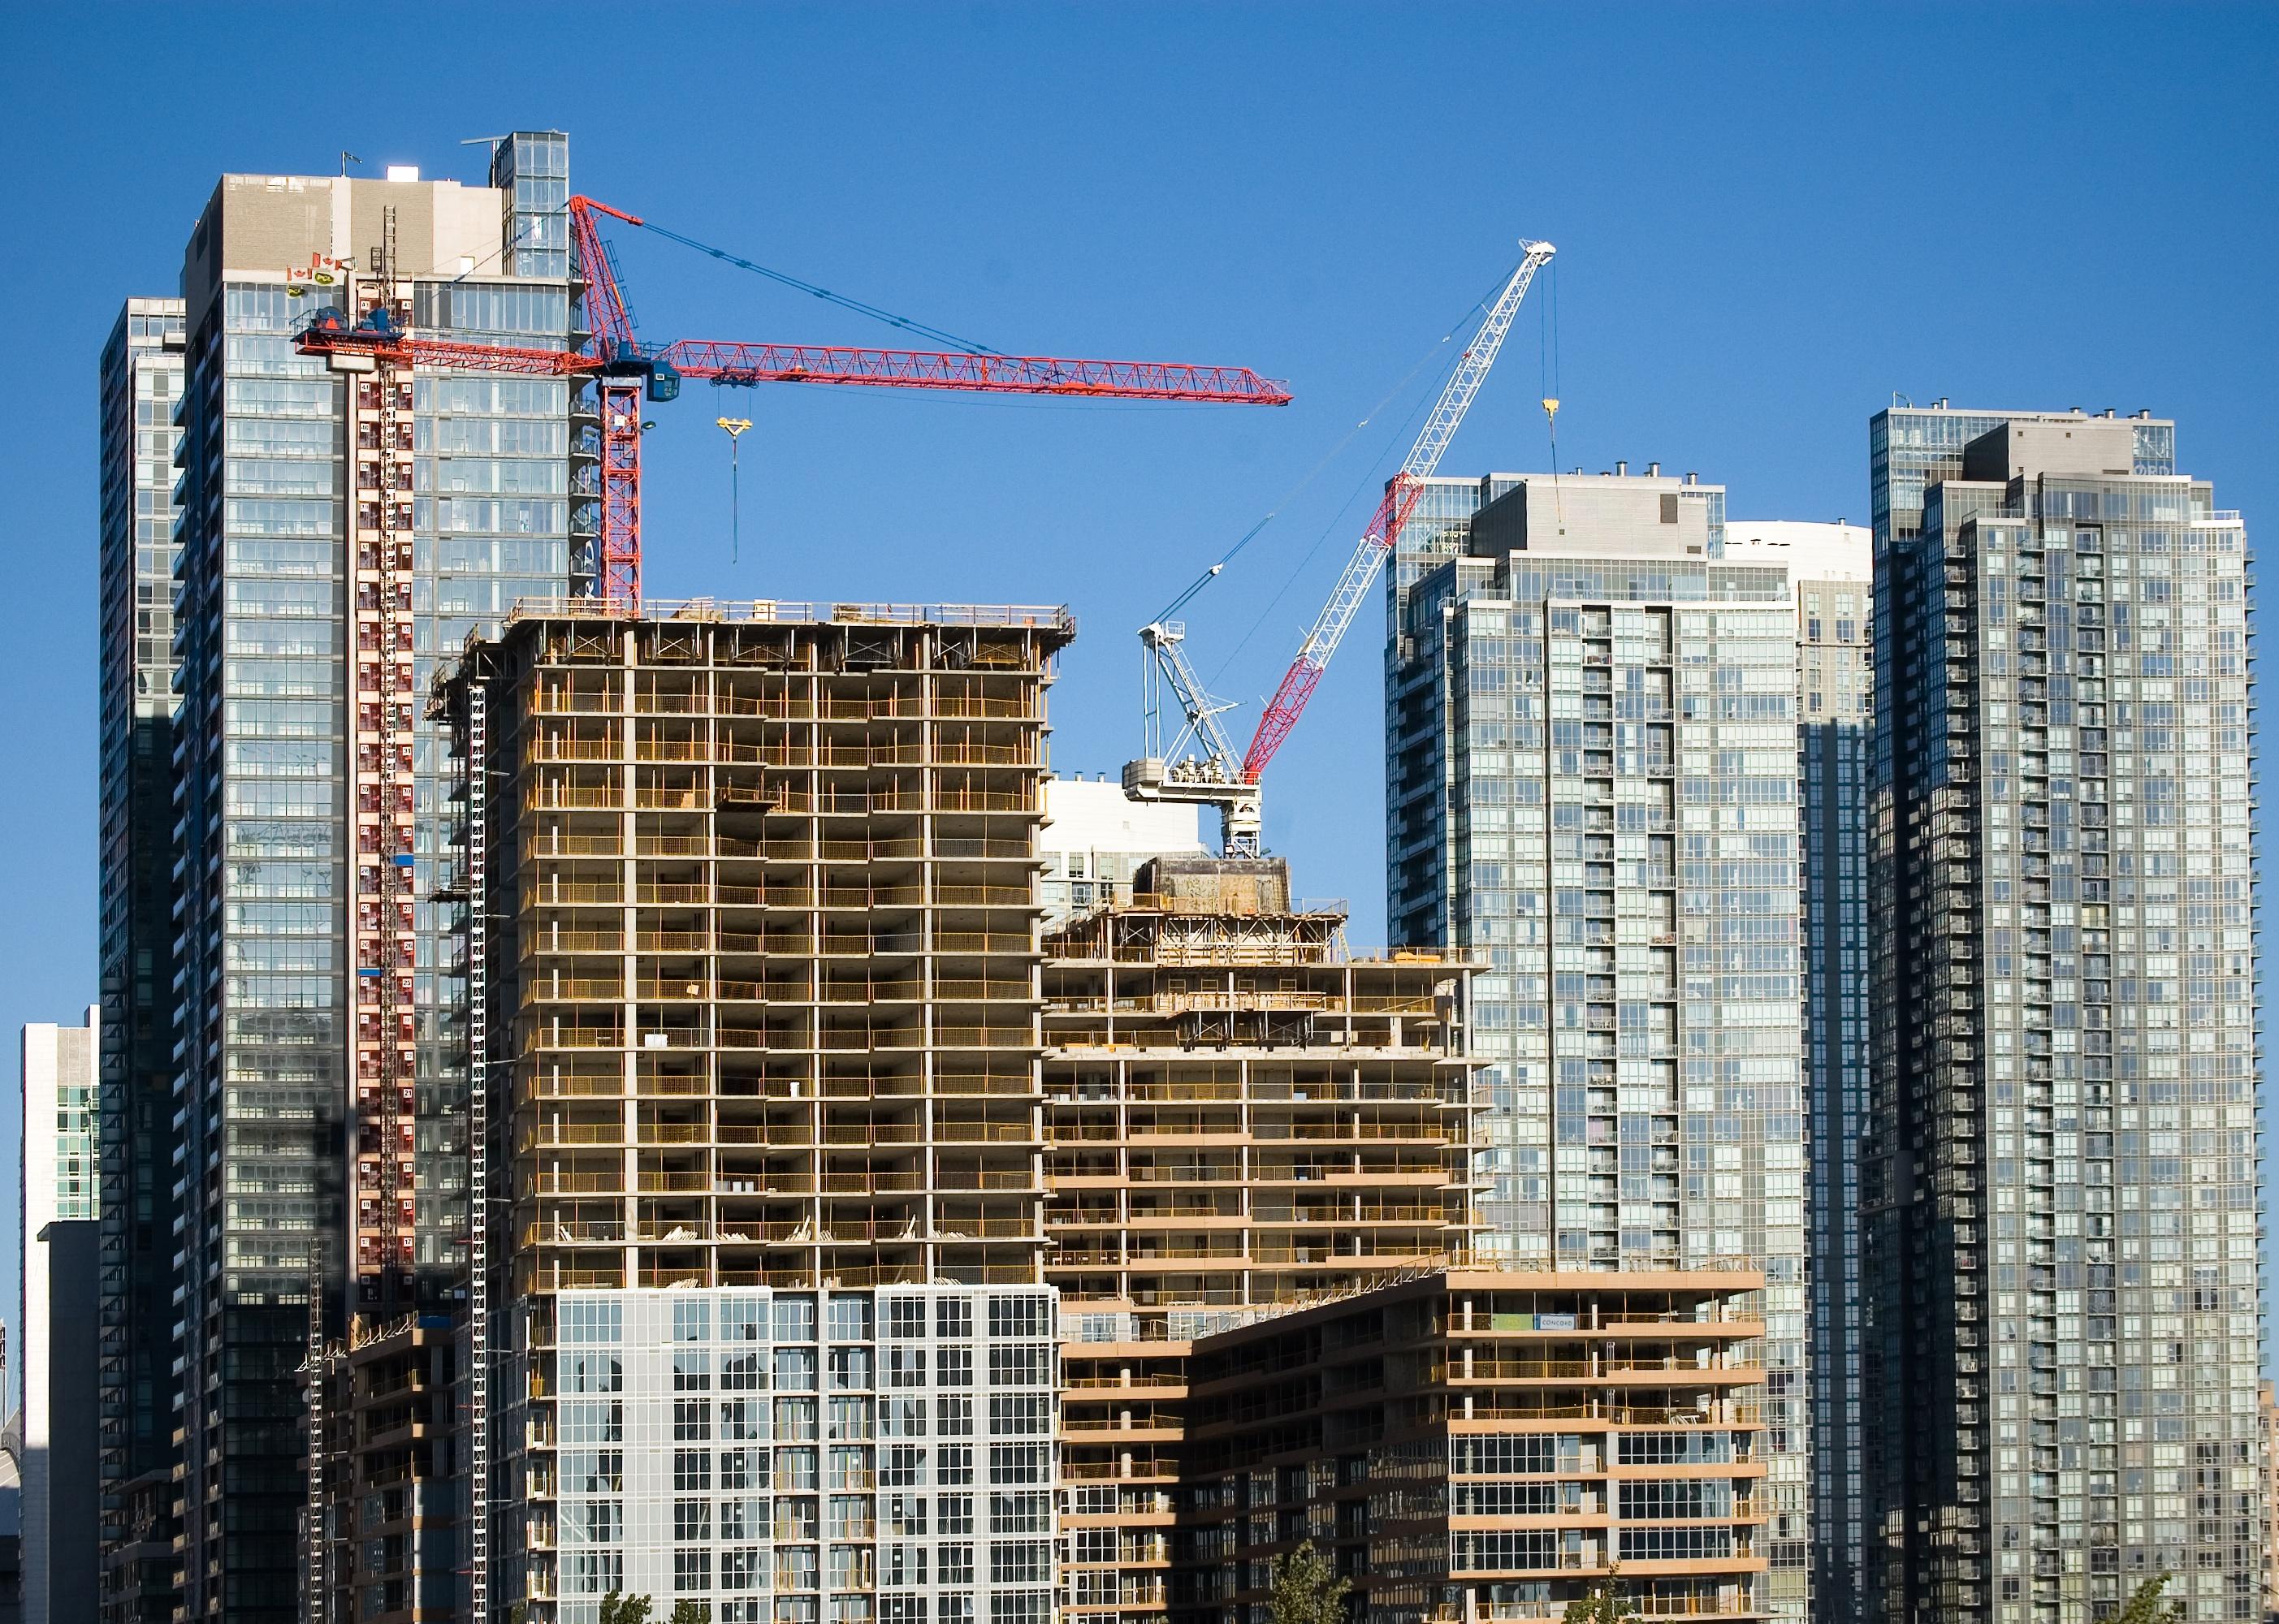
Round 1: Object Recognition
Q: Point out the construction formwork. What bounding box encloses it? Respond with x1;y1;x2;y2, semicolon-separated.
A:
1043;872;1483;1624
444;600;1072;1623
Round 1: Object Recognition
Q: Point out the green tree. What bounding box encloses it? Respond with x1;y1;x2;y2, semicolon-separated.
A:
2109;1574;2182;1624
1563;1571;1635;1624
668;1604;711;1624
1268;1539;1351;1624
599;1595;654;1624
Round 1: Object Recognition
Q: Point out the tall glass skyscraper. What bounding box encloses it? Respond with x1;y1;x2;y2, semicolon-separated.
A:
1728;520;1875;1624
1865;407;2261;1624
1387;470;1811;1619
96;296;188;1589
164;140;576;1623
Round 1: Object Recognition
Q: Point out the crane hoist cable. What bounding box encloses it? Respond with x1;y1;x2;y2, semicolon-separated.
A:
617;212;1001;356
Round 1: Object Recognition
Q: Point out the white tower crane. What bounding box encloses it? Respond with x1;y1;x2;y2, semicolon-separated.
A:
1125;238;1557;856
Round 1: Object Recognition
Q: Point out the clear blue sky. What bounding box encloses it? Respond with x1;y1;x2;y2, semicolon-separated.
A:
2;4;2274;1360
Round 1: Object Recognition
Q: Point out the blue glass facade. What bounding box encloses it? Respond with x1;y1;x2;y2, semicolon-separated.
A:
1866;408;2260;1624
1386;474;1810;1622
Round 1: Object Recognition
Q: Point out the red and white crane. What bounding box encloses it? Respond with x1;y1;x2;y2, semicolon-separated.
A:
298;193;1293;606
1125;237;1555;857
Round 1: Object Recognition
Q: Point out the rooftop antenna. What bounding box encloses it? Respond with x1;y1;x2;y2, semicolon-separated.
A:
717;417;754;564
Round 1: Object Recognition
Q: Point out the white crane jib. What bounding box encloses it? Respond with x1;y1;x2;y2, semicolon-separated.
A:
1124;237;1555;858
1239;238;1555;785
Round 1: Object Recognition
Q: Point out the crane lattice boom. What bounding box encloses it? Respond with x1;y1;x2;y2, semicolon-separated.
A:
659;340;1291;404
1239;239;1554;784
292;193;1291;607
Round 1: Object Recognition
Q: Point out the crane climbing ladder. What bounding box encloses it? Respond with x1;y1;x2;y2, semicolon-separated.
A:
1125;238;1555;854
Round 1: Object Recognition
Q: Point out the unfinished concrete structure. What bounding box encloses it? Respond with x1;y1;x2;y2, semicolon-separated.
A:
1044;859;1481;1624
446;598;1073;1622
305;1318;458;1624
1177;1268;1771;1624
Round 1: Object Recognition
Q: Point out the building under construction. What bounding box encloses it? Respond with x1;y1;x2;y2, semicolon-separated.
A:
442;598;1071;1622
1045;859;1481;1623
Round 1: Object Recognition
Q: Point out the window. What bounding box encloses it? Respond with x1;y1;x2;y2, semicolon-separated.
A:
561;1501;621;1544
774;1297;817;1344
675;1450;713;1492
937;1544;974;1587
677;1499;714;1540
938;1494;973;1534
885;1298;928;1340
937;1347;972;1388
675;1548;714;1593
564;1552;623;1595
828;1294;874;1342
561;1402;622;1444
882;1446;925;1488
988;1443;1049;1484
724;1351;764;1390
885;1346;927;1388
988;1395;1050;1436
987;1296;1050;1339
827;1396;873;1440
677;1350;713;1390
936;1298;972;1341
676;1398;713;1440
989;1492;1051;1534
562;1451;622;1494
988;1592;1050;1624
938;1445;973;1486
988;1345;1050;1387
561;1352;618;1397
721;1548;764;1592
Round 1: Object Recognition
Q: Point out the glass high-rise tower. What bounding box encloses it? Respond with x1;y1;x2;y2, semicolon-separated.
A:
1864;406;2261;1624
96;296;188;1609
163;138;577;1623
1386;469;1811;1620
1728;520;1875;1624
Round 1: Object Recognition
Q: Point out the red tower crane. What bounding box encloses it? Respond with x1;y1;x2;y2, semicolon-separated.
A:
297;195;1291;607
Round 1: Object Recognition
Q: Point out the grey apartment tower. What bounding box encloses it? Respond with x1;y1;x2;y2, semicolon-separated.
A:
158;135;577;1622
96;296;188;1613
1386;469;1811;1621
1864;407;2262;1624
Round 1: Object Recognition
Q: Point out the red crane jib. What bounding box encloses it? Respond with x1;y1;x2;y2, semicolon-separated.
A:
660;341;1292;404
295;328;1291;404
291;194;1290;608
